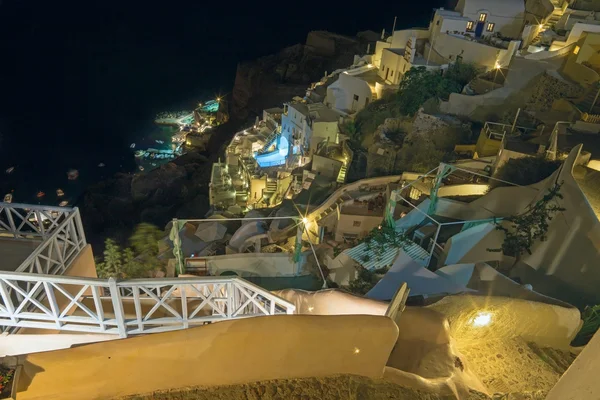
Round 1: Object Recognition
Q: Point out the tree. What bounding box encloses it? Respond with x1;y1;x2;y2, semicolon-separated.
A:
488;182;565;274
348;266;390;295
129;223;163;270
490;156;561;190
396;134;446;173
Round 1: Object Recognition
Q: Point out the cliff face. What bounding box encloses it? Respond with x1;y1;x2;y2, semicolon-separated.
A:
80;152;212;251
231;31;374;120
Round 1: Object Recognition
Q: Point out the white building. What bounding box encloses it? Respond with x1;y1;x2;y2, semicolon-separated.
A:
374;0;524;76
455;0;526;39
282;102;341;158
325;65;384;114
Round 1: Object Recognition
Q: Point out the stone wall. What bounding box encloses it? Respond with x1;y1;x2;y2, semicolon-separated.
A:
526;72;584;111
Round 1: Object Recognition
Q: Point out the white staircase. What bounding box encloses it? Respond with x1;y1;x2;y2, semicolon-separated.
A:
531;2;565;46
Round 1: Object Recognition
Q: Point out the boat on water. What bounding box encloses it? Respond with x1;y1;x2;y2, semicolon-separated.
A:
98;163;105;167
3;193;12;203
5;167;14;174
56;189;64;197
36;191;45;199
138;166;144;171
130;143;136;149
58;200;69;207
155;140;164;144
135;150;145;158
67;169;79;180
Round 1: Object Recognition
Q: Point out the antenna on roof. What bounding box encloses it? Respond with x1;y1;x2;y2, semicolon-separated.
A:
392;16;397;34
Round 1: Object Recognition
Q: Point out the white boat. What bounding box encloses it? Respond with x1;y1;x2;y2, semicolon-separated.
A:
3;193;12;203
56;189;64;197
67;169;79;180
59;200;69;207
98;163;105;167
5;167;14;174
151;163;157;166
130;143;136;149
138;166;144;171
134;150;145;158
155;140;164;144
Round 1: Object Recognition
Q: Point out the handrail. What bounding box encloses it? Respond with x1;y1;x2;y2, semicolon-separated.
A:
0;272;295;337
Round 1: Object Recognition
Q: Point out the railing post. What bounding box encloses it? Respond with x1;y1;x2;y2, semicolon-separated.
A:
0;279;17;324
74;208;87;248
227;281;234;319
5;209;16;238
108;278;128;338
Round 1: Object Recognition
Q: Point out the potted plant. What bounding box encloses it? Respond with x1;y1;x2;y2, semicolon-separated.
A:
0;360;20;400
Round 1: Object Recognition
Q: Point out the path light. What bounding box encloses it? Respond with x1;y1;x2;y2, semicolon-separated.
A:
494;61;501;70
471;311;492;328
307;306;314;312
353;347;361;355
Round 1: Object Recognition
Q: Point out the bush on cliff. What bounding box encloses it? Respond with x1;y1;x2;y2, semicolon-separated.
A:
354;62;479;138
490;156;561;190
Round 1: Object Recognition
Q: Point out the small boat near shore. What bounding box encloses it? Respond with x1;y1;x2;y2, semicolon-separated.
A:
36;191;45;199
67;169;79;180
130;143;136;149
5;167;14;174
3;193;12;203
56;189;64;197
59;200;69;207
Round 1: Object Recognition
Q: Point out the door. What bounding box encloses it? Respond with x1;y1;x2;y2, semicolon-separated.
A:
385;67;390;81
475;13;486;38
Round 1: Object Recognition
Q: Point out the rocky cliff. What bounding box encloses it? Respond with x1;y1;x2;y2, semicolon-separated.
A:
80;152;212;250
231;31;377;120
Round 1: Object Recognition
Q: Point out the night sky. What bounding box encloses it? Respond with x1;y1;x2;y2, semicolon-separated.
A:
0;0;448;203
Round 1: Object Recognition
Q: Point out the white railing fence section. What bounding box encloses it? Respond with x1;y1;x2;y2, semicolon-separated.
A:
0;203;77;239
0;272;295;337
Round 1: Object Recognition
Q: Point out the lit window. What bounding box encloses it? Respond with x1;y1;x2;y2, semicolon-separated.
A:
487;22;495;32
353;221;361;227
574;45;581;55
466;21;474;32
479;13;487;22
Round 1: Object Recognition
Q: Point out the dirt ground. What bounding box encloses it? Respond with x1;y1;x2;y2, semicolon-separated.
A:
120;375;490;400
456;337;577;394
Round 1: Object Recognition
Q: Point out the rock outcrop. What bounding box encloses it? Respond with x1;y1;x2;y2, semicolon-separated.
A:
231;31;375;120
80;152;212;251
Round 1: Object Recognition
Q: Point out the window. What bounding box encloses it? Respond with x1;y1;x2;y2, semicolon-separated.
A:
436;19;440;26
466;21;474;32
391;70;394;77
574;45;581;55
486;22;495;32
353;221;361;227
479;13;487;22
353;94;359;101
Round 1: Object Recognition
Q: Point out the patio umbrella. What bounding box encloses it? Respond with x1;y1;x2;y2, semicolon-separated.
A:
194;221;227;242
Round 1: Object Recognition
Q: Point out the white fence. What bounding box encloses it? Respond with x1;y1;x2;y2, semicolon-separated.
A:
0;272;296;337
0;203;87;277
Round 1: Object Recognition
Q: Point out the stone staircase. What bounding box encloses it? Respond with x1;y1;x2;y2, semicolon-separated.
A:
257;130;280;155
578;82;600;114
531;1;565;46
336;164;347;184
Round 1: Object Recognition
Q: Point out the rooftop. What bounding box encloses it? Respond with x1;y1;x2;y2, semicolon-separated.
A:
289;102;342;123
353;68;386;85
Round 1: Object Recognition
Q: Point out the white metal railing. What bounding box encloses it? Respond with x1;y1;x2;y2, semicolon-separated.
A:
0;272;295;337
15;210;86;275
0;202;77;239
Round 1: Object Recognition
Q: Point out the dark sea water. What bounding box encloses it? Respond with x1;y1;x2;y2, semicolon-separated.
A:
0;0;447;207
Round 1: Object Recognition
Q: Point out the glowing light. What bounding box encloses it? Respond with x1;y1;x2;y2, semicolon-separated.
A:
494;62;501;70
302;217;309;225
538;24;543;29
471;311;492;327
216;97;221;102
353;347;361;355
307;306;314;312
